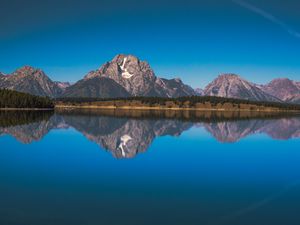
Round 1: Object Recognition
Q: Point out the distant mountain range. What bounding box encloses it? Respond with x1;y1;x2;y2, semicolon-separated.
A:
204;74;281;103
258;78;300;104
0;54;299;104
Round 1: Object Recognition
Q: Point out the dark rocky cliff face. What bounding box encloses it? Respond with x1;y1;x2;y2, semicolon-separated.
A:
62;77;131;98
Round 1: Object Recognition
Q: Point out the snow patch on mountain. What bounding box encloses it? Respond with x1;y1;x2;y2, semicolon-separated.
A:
118;134;133;157
120;57;133;79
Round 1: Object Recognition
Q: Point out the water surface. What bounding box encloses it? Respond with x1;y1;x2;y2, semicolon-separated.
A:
0;109;300;225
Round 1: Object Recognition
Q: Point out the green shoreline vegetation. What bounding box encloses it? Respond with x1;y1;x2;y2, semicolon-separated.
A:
0;89;54;109
0;88;300;112
55;96;300;112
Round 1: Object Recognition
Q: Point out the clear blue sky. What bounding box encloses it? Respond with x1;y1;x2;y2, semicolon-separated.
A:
1;0;300;88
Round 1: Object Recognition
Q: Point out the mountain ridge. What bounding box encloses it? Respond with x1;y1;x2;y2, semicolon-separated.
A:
63;76;131;98
259;78;300;104
204;74;282;102
81;54;197;98
0;66;64;97
0;55;299;103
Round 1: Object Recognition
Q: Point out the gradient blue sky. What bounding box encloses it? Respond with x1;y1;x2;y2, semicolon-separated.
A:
1;0;300;88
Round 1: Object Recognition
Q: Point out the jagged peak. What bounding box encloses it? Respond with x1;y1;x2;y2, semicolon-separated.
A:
263;78;300;92
12;65;47;78
195;88;204;96
55;81;71;89
112;54;140;63
56;81;71;85
84;70;98;79
173;77;183;83
207;74;249;87
216;73;242;80
16;65;38;72
266;78;294;85
273;77;291;81
85;53;156;82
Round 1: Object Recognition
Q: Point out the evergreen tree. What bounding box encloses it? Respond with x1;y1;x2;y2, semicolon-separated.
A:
0;89;54;108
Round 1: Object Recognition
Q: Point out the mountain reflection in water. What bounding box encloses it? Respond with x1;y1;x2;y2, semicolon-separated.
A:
0;109;299;158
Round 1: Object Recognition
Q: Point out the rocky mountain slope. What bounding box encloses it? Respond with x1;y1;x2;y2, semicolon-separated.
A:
0;56;299;103
62;77;130;98
259;78;300;104
80;54;197;98
0;66;64;97
204;74;281;102
55;81;71;91
194;88;204;96
287;95;300;104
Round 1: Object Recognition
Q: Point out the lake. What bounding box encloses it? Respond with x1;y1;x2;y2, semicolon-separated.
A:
0;109;300;225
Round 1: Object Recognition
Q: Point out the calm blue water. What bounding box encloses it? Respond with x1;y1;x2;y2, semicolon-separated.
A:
0;110;300;225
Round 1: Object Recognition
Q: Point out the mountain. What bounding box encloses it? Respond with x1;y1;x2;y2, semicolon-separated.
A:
1;58;298;102
62;77;130;98
287;95;300;104
194;88;204;96
55;81;71;91
0;66;64;97
204;74;281;102
82;54;196;97
259;78;300;104
154;77;197;97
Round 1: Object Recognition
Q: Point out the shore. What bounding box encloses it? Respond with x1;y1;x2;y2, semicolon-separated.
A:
0;106;298;113
55;104;300;112
0;108;54;111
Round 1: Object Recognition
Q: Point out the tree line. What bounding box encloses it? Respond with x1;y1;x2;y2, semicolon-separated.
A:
56;96;300;110
0;89;54;108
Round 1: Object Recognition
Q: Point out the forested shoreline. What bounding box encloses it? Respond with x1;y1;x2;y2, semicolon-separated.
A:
0;89;54;109
55;96;300;111
0;88;300;111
